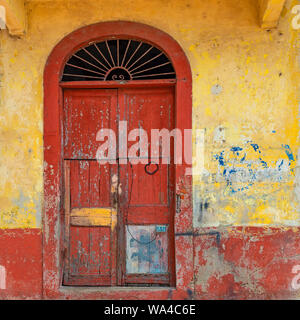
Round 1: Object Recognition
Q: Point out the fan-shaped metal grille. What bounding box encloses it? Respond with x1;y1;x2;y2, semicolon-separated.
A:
62;39;176;82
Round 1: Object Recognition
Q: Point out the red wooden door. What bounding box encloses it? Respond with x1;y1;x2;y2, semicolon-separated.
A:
63;87;175;286
118;88;175;286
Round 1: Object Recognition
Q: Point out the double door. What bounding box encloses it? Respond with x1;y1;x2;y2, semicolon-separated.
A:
62;87;175;286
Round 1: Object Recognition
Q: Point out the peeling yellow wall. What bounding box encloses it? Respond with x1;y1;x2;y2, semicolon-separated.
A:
0;0;299;228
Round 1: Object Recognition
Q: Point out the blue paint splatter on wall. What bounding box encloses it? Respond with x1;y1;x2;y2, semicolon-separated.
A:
214;141;293;193
282;144;295;162
231;146;243;155
214;151;226;166
251;144;261;153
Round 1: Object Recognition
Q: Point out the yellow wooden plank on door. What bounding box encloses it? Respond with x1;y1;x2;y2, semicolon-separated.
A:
70;208;117;227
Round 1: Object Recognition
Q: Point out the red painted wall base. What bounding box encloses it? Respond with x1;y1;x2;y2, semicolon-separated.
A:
0;227;299;299
194;227;300;300
0;229;42;299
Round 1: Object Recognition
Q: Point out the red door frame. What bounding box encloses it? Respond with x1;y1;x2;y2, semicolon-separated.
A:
43;21;193;299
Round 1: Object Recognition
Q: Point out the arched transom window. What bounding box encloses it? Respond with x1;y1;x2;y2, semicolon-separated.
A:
62;39;176;82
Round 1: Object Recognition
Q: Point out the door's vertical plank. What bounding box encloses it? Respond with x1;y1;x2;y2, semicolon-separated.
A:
110;209;117;286
70;225;89;275
89;161;100;207
63;160;71;283
117;90;127;285
89;161;111;207
108;91;119;286
70;160;80;209
99;163;111;207
78;160;90;208
96;227;111;275
110;165;118;286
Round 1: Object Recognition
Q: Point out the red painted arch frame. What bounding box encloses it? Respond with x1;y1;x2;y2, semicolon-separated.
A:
43;21;193;299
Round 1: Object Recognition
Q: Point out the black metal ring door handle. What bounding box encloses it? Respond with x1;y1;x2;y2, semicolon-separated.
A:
144;162;159;175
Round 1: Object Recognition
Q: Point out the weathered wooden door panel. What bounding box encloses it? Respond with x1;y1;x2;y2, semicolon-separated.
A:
129;163;169;206
126;225;169;274
69;160;111;209
69;226;111;279
63;89;118;286
118;87;175;285
63;89;118;159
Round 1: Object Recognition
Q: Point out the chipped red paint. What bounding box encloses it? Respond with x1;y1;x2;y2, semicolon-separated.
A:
43;21;193;299
0;229;42;299
194;227;300;300
1;227;299;299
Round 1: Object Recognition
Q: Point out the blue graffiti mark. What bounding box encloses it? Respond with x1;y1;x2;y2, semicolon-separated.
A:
282;144;295;162
251;143;261;153
214;151;226;166
214;141;293;193
251;143;270;168
231;146;243;155
260;160;268;168
229;182;254;193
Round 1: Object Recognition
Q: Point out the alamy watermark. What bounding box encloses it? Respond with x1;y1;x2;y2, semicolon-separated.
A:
95;121;205;176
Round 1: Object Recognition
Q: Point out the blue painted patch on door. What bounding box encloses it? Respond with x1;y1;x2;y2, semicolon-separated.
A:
156;225;167;232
